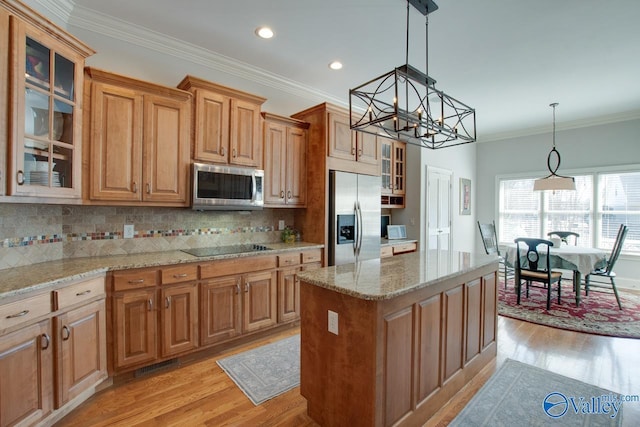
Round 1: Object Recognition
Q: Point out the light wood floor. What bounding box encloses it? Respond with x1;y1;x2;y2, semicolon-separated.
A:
56;317;640;426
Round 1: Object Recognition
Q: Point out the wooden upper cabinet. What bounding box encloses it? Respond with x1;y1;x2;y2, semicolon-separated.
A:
328;111;355;161
84;68;191;206
177;76;266;168
3;3;94;202
262;113;308;207
356;131;380;166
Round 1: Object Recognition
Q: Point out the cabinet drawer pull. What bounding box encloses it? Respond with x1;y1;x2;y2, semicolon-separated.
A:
75;289;91;296
128;279;145;284
17;170;25;185
221;146;225;156
280;190;285;199
148;299;153;311
132;182;138;193
245;283;250;293
165;296;170;308
41;333;50;350
232;148;237;158
173;273;188;279
235;284;240;294
146;183;151;194
358;149;363;156
6;310;29;319
287;190;292;200
62;325;71;341
351;146;356;155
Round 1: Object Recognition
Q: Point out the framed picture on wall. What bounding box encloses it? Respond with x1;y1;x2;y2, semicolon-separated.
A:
460;178;471;215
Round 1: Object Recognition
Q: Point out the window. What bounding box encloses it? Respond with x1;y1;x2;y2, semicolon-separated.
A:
498;170;640;254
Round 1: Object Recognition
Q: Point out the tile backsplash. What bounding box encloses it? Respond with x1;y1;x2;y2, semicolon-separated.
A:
0;204;296;270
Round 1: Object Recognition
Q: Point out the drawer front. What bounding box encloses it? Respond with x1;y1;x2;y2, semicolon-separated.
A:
301;249;322;264
393;242;417;254
380;246;393;258
112;269;158;292
199;255;277;279
0;292;51;332
54;276;106;311
161;264;198;285
278;253;301;267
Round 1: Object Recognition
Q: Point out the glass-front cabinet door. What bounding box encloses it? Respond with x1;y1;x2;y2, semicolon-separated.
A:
9;16;92;199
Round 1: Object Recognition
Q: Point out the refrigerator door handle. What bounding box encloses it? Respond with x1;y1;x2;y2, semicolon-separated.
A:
353;201;359;256
356;201;364;256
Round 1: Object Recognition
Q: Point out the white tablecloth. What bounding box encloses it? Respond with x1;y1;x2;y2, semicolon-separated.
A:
504;243;607;276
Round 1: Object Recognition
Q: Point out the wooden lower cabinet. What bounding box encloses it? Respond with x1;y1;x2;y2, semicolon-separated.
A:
160;283;198;357
278;267;300;323
243;271;278;333
112;288;157;369
53;299;107;409
200;276;242;346
0;320;53;427
300;265;498;427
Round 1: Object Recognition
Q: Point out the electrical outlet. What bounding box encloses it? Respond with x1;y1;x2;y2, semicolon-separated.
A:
328;310;339;335
278;220;285;230
123;224;134;239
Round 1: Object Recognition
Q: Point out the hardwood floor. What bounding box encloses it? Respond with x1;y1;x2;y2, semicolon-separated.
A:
56;317;640;426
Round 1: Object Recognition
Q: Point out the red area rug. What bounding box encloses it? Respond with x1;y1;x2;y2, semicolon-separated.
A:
498;279;640;339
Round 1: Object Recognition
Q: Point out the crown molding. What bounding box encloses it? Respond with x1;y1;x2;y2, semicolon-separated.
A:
478;109;640;143
32;0;74;24
43;1;347;108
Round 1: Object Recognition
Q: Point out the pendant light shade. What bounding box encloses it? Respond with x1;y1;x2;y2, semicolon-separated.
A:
533;103;576;191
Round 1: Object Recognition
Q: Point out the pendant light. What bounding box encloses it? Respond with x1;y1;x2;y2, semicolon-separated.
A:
533;103;576;191
348;0;475;149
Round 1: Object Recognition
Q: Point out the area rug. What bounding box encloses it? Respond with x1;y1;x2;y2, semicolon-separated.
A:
217;334;300;405
450;359;623;426
498;280;640;339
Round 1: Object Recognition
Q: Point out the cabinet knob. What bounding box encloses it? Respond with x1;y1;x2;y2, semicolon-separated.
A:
17;170;25;185
41;333;50;350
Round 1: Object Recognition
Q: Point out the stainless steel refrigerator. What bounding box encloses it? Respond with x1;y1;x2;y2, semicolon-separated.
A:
329;170;381;265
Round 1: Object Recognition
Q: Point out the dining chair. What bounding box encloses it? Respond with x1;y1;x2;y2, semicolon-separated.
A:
584;224;628;309
547;231;580;246
514;238;563;310
477;221;514;287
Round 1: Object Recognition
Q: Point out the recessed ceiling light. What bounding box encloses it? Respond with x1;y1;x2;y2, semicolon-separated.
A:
329;61;343;70
255;26;274;39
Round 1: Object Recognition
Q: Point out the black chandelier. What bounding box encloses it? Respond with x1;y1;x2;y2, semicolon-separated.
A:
349;0;476;149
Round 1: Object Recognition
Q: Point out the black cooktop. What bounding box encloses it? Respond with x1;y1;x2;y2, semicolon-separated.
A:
182;244;272;257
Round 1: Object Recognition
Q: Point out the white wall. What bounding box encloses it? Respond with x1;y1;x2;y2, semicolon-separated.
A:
393;142;477;253
476;118;640;289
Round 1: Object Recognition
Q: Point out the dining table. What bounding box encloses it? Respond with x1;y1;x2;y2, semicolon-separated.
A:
503;242;608;306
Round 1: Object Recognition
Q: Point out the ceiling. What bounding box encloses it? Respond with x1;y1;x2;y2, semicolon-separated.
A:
34;0;640;141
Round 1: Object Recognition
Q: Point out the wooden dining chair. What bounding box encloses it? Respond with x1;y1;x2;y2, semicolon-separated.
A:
478;221;514;287
584;224;628;309
547;231;580;245
514;238;563;310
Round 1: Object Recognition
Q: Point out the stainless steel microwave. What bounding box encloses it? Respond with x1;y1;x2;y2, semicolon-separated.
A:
192;163;264;210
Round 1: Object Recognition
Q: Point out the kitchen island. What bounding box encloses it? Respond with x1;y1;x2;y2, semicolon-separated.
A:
297;250;499;427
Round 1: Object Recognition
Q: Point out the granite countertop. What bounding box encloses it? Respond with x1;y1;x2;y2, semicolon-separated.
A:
380;238;418;247
297;250;498;301
0;241;323;300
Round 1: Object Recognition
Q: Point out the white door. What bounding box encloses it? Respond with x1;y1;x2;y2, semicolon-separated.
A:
426;166;452;252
